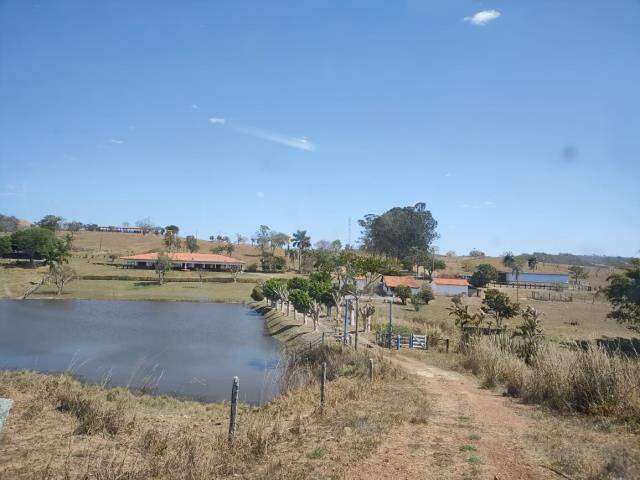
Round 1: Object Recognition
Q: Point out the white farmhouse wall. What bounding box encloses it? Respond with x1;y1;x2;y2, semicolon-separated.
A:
432;283;468;296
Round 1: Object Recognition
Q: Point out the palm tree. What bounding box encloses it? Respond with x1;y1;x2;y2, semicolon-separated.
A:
291;230;311;272
511;258;525;299
502;251;516;269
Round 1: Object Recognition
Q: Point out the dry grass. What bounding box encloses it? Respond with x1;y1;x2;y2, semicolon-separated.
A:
364;291;636;345
460;336;640;423
0;344;432;479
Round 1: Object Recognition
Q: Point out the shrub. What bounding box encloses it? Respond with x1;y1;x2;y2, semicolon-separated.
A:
461;337;640;422
250;285;264;302
469;264;498;288
394;285;412;305
246;262;258;272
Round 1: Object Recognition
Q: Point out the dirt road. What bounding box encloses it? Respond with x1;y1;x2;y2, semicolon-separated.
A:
346;353;557;480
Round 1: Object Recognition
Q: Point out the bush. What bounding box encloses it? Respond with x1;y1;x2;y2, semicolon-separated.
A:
394;285;412;305
469;264;498;288
416;284;434;304
246;262;258;272
461;337;640;421
250;285;264;302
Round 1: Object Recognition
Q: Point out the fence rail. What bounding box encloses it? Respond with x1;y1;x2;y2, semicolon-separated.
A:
375;333;429;350
531;291;573;302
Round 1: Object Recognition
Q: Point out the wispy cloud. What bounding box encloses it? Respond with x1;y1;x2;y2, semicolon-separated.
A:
460;201;496;209
256;191;265;198
0;184;25;197
207;116;315;152
235;126;315;151
192;104;200;110
109;139;125;145
464;10;501;26
444;172;452;177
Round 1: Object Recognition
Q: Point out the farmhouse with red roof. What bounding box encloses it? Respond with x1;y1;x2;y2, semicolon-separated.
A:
121;252;244;271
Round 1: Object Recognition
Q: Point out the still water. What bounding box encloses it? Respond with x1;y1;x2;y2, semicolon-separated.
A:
0;300;283;404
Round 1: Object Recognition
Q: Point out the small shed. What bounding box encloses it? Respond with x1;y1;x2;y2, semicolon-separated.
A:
431;278;469;296
381;275;421;295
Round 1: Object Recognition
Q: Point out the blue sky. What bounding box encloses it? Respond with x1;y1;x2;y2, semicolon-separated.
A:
1;1;638;256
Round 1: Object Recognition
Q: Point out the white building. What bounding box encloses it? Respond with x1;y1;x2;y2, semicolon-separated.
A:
431;278;470;296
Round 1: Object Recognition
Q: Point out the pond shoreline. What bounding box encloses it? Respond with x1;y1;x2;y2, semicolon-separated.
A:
0;299;282;405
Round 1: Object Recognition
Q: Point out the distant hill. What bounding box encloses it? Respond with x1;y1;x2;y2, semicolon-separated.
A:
527;252;635;268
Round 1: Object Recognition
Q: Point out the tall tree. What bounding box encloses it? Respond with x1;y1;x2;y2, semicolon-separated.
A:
292;229;311;272
603;259;640;330
185;235;199;253
502;251;516;269
469;264;498;288
0;235;11;255
568;265;589;283
0;214;20;232
37;215;63;231
10;227;69;266
155;251;172;285
527;255;539;271
269;232;290;254
255;225;271;255
358;202;438;262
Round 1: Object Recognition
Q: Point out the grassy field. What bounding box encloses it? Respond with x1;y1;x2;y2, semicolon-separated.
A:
0;231;293;301
364;291;635;344
439;254;621;289
0;346;431;479
1;231;635;342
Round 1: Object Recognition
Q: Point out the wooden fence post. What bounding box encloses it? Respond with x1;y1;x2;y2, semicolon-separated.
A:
343;300;349;346
228;376;239;442
320;362;326;410
354;297;359;350
446;338;450;353
321;332;325;346
368;358;373;381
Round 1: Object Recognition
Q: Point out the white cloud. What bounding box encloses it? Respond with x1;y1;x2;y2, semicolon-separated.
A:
236;126;315;151
460;201;496;209
256;191;265;198
109;139;125;144
192;104;200;110
464;10;501;26
444;172;452;177
0;184;24;197
206;116;315;152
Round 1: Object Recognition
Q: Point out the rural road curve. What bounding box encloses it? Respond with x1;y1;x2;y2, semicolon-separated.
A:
345;353;557;480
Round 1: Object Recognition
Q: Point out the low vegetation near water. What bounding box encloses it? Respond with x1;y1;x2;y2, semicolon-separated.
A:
0;344;430;479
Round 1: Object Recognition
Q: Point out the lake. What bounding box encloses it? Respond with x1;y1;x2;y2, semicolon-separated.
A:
0;300;283;404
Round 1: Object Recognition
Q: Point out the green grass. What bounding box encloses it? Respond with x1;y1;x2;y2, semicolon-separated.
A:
306;447;327;459
459;444;477;452
466;455;483;464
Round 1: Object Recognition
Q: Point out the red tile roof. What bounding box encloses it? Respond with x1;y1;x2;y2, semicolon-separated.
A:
121;252;244;264
383;275;420;289
433;278;469;286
